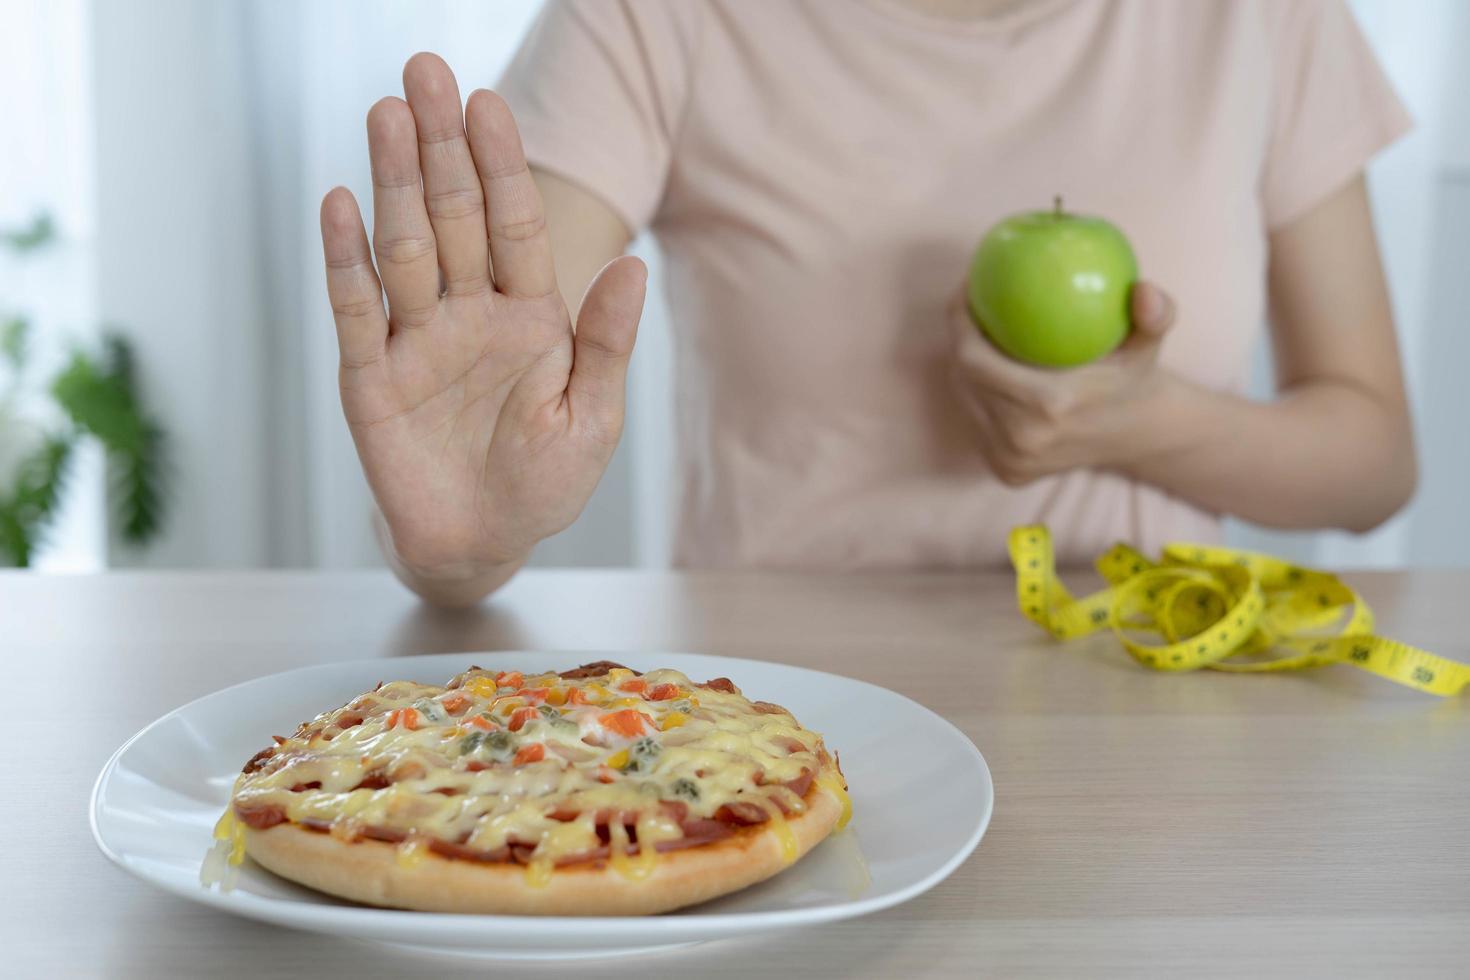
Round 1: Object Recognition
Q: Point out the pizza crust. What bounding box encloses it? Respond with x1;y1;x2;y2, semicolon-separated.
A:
243;780;844;915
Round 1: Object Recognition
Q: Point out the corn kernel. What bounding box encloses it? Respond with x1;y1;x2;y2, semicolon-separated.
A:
546;687;568;706
606;749;630;770
660;712;688;731
464;677;498;699
607;668;634;682
611;697;642;709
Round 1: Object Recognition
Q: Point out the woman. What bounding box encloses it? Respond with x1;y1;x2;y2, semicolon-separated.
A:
319;0;1414;605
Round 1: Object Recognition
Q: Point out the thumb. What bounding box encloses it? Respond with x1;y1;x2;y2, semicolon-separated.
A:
567;255;648;438
1117;280;1175;355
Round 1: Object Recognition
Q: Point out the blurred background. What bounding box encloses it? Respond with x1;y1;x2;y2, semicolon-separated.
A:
3;0;1467;573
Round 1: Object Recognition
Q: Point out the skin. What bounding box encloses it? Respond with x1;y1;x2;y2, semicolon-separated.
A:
321;55;1414;608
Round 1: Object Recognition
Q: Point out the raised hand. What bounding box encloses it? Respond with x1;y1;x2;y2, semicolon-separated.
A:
319;53;646;592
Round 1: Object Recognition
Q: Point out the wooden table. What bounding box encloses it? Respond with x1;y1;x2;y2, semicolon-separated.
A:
5;569;1469;977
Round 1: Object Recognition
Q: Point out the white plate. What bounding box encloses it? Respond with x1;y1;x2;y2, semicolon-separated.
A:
91;652;992;959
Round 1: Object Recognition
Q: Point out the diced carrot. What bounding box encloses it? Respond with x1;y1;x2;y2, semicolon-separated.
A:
386;708;420;730
521;687;550;704
598;709;649;738
647;683;680;701
495;671;524;690
465;715;496;731
513;743;545;766
596;766;617;783
440;693;471;715
508;706;539;732
618;678;648;694
568;687;593;706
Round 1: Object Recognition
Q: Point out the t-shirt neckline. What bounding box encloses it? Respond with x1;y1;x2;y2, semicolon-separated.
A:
857;0;1079;37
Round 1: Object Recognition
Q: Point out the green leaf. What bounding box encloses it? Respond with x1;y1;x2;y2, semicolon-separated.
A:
0;434;75;567
1;212;57;253
0;508;29;567
112;422;168;545
49;333;171;548
103;332;135;386
0;316;27;371
51;350;148;454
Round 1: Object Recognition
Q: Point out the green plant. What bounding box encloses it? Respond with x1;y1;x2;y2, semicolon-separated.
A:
1;212;55;253
0;212;170;566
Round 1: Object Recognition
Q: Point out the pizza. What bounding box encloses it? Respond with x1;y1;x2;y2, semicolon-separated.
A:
217;661;850;915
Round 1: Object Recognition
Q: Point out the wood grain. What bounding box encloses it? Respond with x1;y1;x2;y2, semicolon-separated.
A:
4;568;1468;978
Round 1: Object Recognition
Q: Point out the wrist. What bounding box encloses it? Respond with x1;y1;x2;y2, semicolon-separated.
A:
1105;370;1201;479
373;509;529;601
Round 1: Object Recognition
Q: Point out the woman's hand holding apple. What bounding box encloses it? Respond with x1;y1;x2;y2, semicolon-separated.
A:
950;281;1179;486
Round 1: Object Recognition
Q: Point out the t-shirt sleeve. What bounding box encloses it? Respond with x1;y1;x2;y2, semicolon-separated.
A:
496;0;700;234
1260;0;1411;230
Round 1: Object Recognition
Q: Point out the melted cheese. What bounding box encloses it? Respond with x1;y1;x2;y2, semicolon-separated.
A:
754;796;799;864
524;856;554;888
200;809;247;889
816;773;853;830
230;666;849;880
395;835;430;869
213;808;247;864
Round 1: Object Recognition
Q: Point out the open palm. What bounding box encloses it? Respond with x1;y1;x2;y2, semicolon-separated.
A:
319;54;646;574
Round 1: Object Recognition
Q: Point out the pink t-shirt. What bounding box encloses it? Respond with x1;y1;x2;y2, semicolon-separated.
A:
498;0;1409;568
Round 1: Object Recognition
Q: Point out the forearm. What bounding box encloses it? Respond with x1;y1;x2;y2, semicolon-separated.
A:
374;509;526;608
1119;374;1416;532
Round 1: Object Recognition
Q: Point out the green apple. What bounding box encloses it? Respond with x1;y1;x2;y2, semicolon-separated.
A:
967;198;1138;368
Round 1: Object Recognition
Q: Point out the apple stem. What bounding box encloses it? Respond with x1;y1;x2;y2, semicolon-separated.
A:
1053;194;1063;217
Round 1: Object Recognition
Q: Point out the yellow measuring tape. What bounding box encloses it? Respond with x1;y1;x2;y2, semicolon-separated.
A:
1008;524;1470;696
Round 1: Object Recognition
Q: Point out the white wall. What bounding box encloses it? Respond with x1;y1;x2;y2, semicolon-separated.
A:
90;0;271;567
